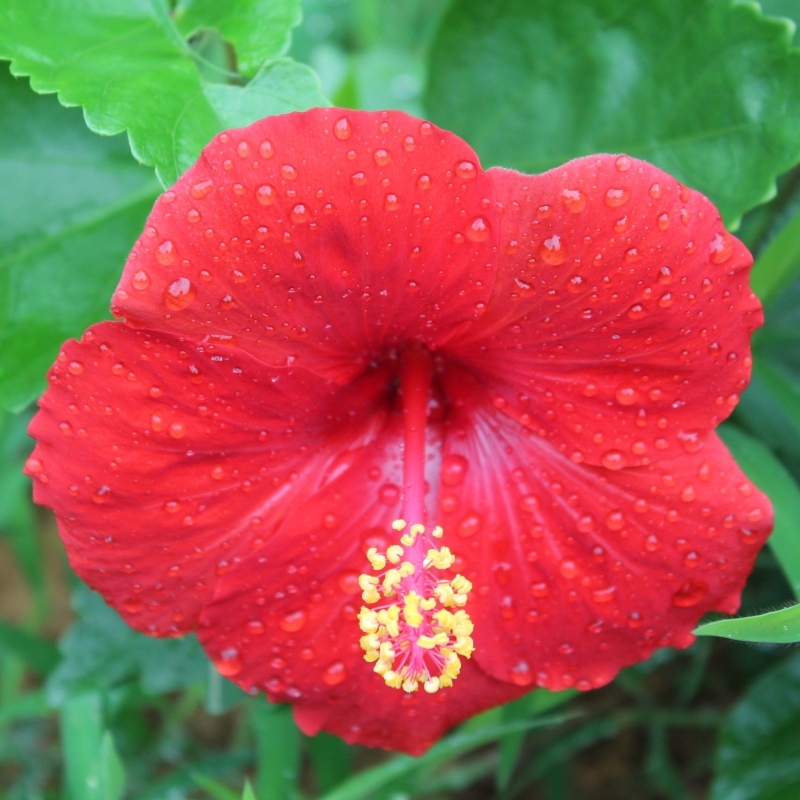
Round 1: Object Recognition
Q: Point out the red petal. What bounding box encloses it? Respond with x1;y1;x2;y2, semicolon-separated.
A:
26;321;390;634
437;365;772;692
113;109;498;384
199;413;526;754
448;157;762;467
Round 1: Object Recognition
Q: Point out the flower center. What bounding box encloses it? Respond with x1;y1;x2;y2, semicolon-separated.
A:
358;345;474;693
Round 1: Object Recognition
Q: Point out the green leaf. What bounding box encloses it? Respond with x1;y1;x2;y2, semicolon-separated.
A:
750;208;800;308
695;603;800;643
318;712;575;800
0;620;59;677
0;0;327;187
425;0;800;226
47;587;209;706
242;779;258;800
718;424;800;597
306;732;352;794
175;0;301;77
710;650;800;800
0;68;159;411
191;772;241;800
250;699;300;800
96;732;126;800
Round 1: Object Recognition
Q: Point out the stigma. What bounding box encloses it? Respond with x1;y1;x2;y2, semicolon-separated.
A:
358;519;474;693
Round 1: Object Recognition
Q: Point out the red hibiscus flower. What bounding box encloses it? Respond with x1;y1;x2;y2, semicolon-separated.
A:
25;108;772;755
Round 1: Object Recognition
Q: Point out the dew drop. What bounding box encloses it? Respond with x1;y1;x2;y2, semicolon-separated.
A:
333;116;351;140
322;661;347;686
92;486;112;504
169;421;186;439
529;581;549;598
68;360;84;375
291;203;309;223
466;216;490;242
214;648;242;677
417;174;431;190
279;609;307;632
156;240;175;266
627;303;647;320
649;183;662;199
601;450;626;470
456;160;477;180
457;511;482;538
604;187;630;207
672;579;708;607
163;278;196;311
441;454;468;486
247;620;265;635
259;140;275;159
256;184;276;206
606;510;625;531
237;141;250;158
351;171;366;186
510;661;534;686
709;233;733;264
539;234;566;265
658;212;671;231
338;571;360;594
658;292;674;308
562;188;586;213
385;193;400;211
591;586;616;604
559;559;578;579
567;275;585;293
373;149;391;166
615;385;639;406
615;155;632;172
132;270;150;290
281;164;298;181
378;484;400;505
190;180;213;199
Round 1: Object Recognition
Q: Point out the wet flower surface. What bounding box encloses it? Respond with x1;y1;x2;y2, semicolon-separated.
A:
26;109;772;754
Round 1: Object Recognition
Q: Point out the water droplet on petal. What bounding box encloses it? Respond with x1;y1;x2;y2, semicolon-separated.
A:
281;164;298;181
373;149;391;166
649;183;662;199
351;171;366;186
215;648;242;677
291;204;309;223
604;187;630;207
132;270;150;290
441;454;468;486
456;160;477;180
615;155;632;172
710;232;733;264
606;510;625;531
457;511;482;538
591;586;616;604
68;361;84;375
510;661;534;686
333;116;351;140
602;450;626;470
539;234;566;265
466;216;490;242
237;141;250;158
658;213;671;230
247;620;265;635
378;484;400;505
163;278;196;311
259;140;275;159
279;609;307;632
191;180;213;199
628;303;647;320
322;661;347;685
256;184;276;205
672;579;708;607
615;385;639;405
559;559;578;579
562;188;586;213
385;193;400;211
156;240;175;266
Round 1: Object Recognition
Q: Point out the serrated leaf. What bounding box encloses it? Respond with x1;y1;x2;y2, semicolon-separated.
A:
175;0;301;77
718;424;800;596
0;0;328;187
711;650;800;800
47;586;209;706
425;0;800;226
695;604;800;643
0;68;159;412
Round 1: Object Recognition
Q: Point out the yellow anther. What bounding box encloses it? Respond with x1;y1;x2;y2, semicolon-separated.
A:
399;561;415;577
386;545;404;563
379;641;396;660
367;547;387;570
417;635;437;649
424;677;441;693
400;532;416;546
402;677;419;693
432;526;444;538
420;596;436;611
377;606;400;637
384;671;403;688
383;569;402;594
358;608;379;633
451;574;472;594
359;574;378;590
403;593;423;627
359;573;381;603
454;636;475;658
434;583;456;607
411;523;425;537
425;546;455;570
391;519;407;531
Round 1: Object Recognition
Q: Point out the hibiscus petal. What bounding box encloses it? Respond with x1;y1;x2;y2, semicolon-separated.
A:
26;321;391;634
448;157;762;467
199;413;527;754
112;109;498;384
436;365;772;692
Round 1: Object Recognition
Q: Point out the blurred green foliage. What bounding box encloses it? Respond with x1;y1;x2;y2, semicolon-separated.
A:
2;0;800;798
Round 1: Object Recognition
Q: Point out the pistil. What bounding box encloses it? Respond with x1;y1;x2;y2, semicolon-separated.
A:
358;346;475;694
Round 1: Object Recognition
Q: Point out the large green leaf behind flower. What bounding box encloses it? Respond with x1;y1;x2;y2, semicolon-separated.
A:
0;0;327;186
0;68;158;412
425;0;800;226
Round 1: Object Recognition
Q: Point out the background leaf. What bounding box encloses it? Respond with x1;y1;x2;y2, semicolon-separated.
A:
0;68;158;412
711;651;800;800
425;0;800;225
695;604;800;643
175;0;302;77
0;0;327;186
